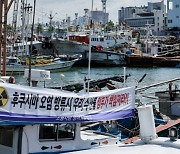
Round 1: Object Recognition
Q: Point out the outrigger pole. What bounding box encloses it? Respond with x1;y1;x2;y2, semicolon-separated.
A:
136;77;180;92
0;0;14;76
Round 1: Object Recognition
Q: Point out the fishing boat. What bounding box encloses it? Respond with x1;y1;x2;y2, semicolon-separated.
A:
0;81;180;153
90;30;132;49
155;82;180;117
5;56;80;74
73;105;180;154
52;29;132;56
0;76;135;153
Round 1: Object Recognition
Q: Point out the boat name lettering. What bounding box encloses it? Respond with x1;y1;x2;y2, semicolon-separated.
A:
40;71;50;79
56;116;90;122
97;93;129;109
10;91;97;111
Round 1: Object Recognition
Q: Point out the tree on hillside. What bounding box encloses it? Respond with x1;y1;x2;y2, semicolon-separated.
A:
48;25;55;32
36;23;44;34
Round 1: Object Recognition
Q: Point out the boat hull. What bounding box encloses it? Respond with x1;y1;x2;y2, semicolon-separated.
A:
85;50;126;66
52;38;88;55
6;59;77;74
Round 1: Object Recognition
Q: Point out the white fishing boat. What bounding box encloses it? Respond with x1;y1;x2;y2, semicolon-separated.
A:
7;40;43;57
71;104;180;154
0;80;135;154
90;30;132;49
5;56;79;74
0;81;180;154
52;29;132;56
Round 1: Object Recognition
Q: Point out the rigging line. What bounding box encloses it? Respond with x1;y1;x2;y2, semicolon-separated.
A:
116;123;140;134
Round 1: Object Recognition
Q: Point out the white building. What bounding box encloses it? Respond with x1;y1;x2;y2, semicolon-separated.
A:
118;7;146;24
126;10;166;35
167;0;180;29
118;1;166;35
147;1;166;12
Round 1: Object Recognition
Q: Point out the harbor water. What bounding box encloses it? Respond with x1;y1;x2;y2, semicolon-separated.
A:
13;66;180;109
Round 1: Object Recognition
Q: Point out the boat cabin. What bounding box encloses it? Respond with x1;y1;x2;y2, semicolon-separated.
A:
90;31;132;49
0;123;94;154
6;57;22;66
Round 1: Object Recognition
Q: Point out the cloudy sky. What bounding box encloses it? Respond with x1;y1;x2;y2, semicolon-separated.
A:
9;0;164;23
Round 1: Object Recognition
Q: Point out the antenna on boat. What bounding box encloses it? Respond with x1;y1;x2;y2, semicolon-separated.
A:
28;0;36;86
123;67;126;87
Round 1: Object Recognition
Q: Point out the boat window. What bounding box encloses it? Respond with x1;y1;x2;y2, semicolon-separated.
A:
0;127;13;147
39;124;57;140
57;123;75;140
100;38;104;42
39;123;75;141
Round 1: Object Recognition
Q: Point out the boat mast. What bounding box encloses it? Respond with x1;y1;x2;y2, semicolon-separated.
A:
28;0;36;86
87;26;92;93
11;0;19;56
87;5;93;93
20;0;27;57
0;0;14;76
25;3;33;57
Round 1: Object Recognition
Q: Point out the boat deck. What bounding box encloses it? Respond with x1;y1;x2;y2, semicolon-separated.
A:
124;118;180;144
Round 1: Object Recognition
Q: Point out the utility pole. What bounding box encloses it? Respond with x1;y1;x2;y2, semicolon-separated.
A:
0;0;14;76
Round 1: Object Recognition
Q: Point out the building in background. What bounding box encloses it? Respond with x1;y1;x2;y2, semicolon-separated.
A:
118;1;167;35
118;6;146;24
147;1;166;12
167;0;180;37
72;0;109;29
91;10;109;25
167;0;180;29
